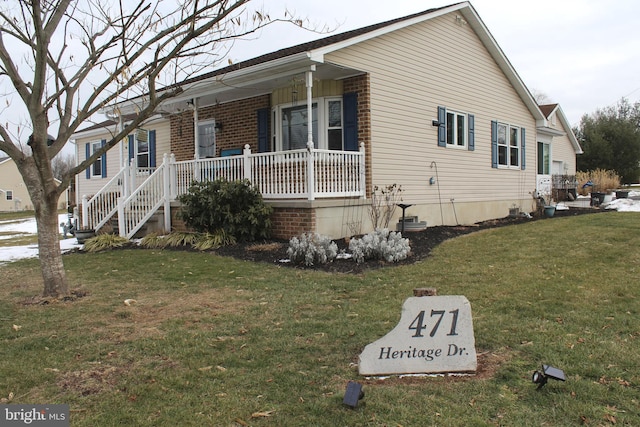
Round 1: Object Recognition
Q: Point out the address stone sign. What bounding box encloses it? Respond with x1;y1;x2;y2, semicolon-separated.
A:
358;295;477;376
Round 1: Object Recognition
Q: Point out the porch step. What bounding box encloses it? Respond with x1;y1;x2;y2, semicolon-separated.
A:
109;208;165;239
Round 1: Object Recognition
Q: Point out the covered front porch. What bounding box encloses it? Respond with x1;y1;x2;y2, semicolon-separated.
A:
82;143;366;239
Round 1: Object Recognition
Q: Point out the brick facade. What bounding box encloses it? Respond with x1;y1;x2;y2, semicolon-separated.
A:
170;94;271;161
343;74;372;197
168;75;371;238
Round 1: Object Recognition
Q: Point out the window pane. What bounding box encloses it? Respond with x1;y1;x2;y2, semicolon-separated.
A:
510;127;518;146
497;124;507;146
328;129;342;150
457;114;465;146
137;154;149;168
6;191;12;201
510;147;519;166
446;112;454;144
328;101;341;127
498;146;507;165
282;104;317;150
198;123;216;158
92;142;102;176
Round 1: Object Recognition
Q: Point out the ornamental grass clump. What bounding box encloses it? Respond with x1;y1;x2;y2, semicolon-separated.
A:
83;234;131;253
287;232;338;266
349;228;411;264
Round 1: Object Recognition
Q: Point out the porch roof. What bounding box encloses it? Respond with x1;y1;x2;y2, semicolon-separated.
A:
108;1;546;126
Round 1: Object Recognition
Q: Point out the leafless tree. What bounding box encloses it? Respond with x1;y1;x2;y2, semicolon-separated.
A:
51;152;74;181
0;0;315;297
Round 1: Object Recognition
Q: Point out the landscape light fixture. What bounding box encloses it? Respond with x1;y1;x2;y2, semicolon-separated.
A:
343;381;364;408
532;364;566;389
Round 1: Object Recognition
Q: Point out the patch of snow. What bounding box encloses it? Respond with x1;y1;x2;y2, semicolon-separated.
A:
0;214;81;265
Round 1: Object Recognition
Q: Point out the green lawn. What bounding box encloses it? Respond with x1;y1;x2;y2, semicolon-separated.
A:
1;213;639;426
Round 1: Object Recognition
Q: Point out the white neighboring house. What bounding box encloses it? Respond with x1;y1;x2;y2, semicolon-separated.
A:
0;156;67;212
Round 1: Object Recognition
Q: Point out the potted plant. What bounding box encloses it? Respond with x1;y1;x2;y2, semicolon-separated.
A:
75;228;96;244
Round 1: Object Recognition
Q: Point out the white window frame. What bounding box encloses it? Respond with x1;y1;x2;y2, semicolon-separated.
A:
134;128;150;168
497;122;520;169
5;190;12;201
197;119;217;158
91;141;103;177
445;109;468;148
272;96;343;151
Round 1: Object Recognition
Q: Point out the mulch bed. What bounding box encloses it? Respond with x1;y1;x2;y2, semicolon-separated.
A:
212;207;605;274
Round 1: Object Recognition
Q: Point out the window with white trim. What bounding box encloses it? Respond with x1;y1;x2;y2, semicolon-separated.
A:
91;141;103;177
497;122;520;167
538;142;550;175
273;97;343;151
197;120;217;158
446;110;467;147
135;129;150;168
5;190;12;201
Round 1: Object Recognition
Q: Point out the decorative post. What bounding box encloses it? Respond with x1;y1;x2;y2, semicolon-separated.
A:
162;154;171;233
305;65;316;201
81;195;89;229
307;141;315;201
117;197;126;237
243;144;252;182
169;154;177;200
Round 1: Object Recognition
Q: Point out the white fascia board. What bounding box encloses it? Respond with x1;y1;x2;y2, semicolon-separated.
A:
554;105;583;154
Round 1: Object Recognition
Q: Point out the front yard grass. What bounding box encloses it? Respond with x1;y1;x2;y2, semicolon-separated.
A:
0;213;639;426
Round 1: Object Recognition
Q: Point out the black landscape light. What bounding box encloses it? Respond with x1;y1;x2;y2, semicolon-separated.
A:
343;381;364;408
532;364;566;389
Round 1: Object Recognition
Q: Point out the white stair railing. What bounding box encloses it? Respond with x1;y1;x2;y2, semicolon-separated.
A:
117;154;170;239
81;167;127;230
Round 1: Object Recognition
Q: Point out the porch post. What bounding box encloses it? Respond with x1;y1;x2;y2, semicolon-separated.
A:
162;153;171;233
169;154;177;200
192;98;201;182
243;144;252;182
122;158;130;198
81;195;89;228
359;142;366;199
306;65;316;201
117;197;126;237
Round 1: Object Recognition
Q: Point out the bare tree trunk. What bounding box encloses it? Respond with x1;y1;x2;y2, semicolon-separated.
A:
34;192;68;298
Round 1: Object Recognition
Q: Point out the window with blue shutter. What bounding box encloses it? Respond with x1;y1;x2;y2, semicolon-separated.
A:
520;128;526;170
468;114;475;151
149;130;156;167
100;139;107;177
491;120;498;168
343;92;358;151
85;143;91;179
257;108;269;152
437;106;446;147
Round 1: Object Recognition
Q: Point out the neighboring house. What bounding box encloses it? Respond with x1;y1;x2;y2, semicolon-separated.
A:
0;157;67;212
73;1;581;239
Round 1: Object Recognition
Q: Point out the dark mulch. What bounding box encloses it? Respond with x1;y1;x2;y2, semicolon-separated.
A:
213;207;605;274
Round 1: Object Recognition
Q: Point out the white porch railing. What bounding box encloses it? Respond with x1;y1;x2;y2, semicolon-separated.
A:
84;143;365;238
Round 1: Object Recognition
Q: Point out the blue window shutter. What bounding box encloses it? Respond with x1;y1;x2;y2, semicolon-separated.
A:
128;135;134;162
257;108;269;152
343;92;358;151
468;114;475;151
491;121;498;168
520;128;526;170
100;139;107;178
85;143;91;179
437;106;446;147
149;130;156;167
